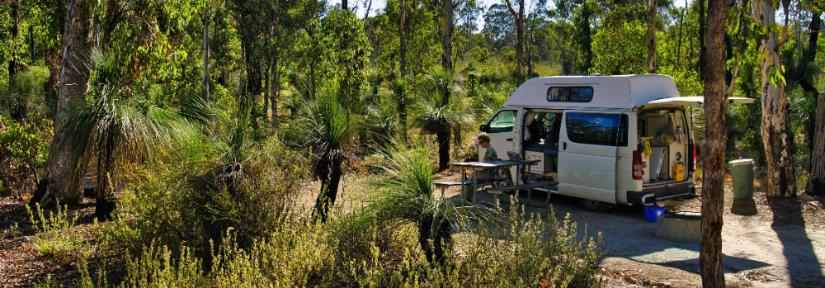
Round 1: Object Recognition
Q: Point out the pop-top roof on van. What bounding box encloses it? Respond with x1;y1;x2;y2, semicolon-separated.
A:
503;74;681;109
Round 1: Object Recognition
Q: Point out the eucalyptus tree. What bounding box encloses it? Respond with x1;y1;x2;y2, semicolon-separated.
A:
700;0;728;285
756;0;796;198
39;0;95;206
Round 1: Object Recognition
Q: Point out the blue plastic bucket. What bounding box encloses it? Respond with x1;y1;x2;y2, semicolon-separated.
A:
644;206;665;223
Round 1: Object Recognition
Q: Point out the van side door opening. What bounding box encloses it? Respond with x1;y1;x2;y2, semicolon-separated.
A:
522;110;563;183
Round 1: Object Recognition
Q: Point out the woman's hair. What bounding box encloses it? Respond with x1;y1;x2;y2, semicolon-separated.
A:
477;135;491;143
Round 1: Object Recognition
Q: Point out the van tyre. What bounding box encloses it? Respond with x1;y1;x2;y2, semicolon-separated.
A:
581;199;608;212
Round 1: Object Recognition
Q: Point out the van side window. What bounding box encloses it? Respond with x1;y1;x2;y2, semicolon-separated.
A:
547;87;594;102
565;113;628;146
488;110;516;133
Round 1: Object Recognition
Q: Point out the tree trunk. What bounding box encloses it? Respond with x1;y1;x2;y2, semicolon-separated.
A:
398;0;408;142
647;0;658;73
698;0;706;79
804;12;821;169
39;0;96;206
700;0;728;286
341;0;347;10
676;2;685;67
46;2;66;105
8;0;20;78
203;2;211;101
756;0;796;198
810;93;825;195
314;157;343;223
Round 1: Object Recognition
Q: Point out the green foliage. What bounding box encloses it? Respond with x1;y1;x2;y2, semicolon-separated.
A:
26;203;87;261
592;21;647;75
0;114;52;196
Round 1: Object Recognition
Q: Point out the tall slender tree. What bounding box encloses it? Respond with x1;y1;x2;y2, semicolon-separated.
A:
756;0;796;198
503;0;526;81
700;0;728;286
398;0;409;142
647;0;658;73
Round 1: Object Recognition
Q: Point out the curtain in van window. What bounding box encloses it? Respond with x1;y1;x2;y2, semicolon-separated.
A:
565;113;628;146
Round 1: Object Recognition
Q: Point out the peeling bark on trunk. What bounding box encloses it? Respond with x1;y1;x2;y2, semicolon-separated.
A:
756;0;796;198
39;0;95;206
700;0;728;286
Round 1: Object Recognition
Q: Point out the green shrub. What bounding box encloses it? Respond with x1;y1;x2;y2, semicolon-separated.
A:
100;135;306;259
27;203;87;261
0;114;53;197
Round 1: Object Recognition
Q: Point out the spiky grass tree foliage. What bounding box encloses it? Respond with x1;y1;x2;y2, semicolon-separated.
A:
413;72;473;171
368;145;492;265
297;94;357;222
65;51;191;219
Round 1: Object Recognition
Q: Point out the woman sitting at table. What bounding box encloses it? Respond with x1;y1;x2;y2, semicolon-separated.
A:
478;135;498;162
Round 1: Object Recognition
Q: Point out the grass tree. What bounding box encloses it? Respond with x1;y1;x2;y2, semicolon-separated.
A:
298;94;357;223
413;72;473;171
368;145;491;265
64;51;191;219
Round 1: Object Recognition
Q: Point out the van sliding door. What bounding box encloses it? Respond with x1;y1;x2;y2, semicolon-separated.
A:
558;111;626;204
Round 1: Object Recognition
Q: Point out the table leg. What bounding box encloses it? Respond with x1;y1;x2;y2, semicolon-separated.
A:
472;169;478;202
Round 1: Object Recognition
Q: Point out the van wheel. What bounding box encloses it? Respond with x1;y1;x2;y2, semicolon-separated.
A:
581;199;608;212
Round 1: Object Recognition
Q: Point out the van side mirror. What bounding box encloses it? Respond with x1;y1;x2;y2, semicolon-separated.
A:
479;124;489;132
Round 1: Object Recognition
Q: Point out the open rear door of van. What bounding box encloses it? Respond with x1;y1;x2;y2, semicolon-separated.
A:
636;96;755;109
558;111;626;204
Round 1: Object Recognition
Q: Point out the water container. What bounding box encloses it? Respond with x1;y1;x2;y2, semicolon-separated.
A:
644;206;666;223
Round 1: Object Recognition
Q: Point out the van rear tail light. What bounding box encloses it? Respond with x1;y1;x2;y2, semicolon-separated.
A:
633;150;644;180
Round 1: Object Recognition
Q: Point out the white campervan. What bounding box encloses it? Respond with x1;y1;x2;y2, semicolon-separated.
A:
479;74;752;210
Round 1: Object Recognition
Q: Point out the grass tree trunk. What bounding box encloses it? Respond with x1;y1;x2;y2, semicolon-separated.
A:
314;157;343;223
418;215;452;265
757;0;796;198
438;0;453;171
700;0;728;286
647;0;657;73
38;0;95;206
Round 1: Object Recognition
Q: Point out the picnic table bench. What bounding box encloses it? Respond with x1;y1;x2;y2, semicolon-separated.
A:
486;180;557;205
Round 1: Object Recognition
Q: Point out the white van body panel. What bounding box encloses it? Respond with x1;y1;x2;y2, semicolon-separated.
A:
558;110;619;203
503;74;680;110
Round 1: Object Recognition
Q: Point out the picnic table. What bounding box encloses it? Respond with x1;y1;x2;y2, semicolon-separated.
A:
447;159;540;202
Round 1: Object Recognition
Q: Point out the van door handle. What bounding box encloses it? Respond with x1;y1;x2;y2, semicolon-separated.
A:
506;138;513;142
563;142;567;150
